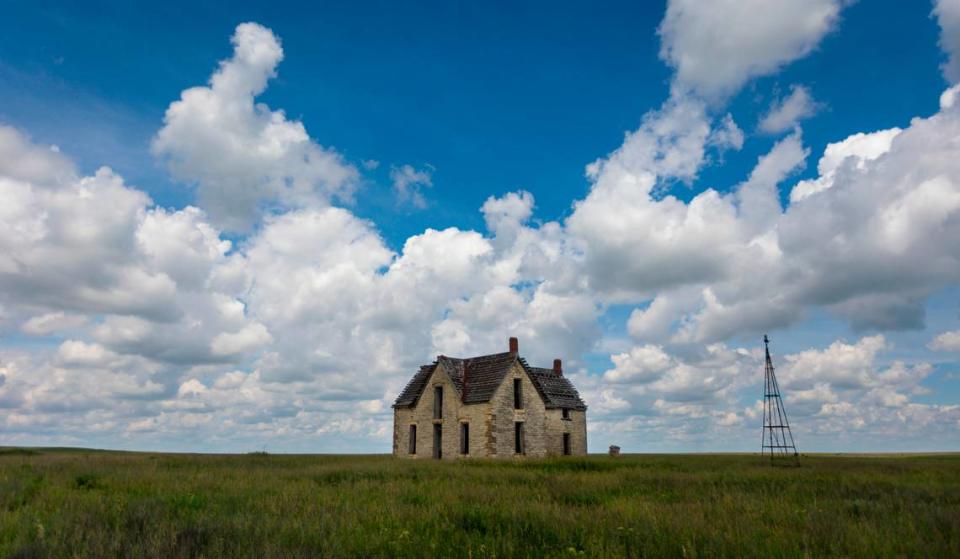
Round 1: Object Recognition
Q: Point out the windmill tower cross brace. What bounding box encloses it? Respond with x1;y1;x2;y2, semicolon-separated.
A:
761;335;799;463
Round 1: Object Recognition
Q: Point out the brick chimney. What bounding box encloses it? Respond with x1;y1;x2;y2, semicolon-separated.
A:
509;337;519;354
553;359;562;376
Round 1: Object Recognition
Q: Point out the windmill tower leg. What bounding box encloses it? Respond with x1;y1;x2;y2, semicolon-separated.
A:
761;335;799;466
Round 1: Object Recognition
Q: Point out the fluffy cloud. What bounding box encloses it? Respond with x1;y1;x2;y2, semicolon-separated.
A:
571;82;960;343
390;164;433;209
568;93;738;300
567;125;804;308
583;342;760;448
658;0;848;99
934;0;960;83
603;345;673;384
584;92;712;186
602;343;754;402
0;126;74;186
591;334;956;450
481;190;534;241
779;100;960;330
929;330;960;351
789;127;901;202
210;323;273;357
0;130;176;321
774;336;949;436
735;132;808;235
152;23;358;232
20;312;88;336
0;119;283;444
778;335;890;390
759;85;819;134
708;114;745;151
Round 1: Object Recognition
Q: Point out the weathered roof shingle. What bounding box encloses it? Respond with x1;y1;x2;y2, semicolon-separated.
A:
392;364;434;408
521;360;588;411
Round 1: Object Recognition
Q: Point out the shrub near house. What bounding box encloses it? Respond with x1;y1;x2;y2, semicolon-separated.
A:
392;337;587;459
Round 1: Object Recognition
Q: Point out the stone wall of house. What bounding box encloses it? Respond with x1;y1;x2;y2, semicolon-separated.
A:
541;409;579;456
393;359;588;459
487;362;550;458
561;409;588;456
392;407;416;457
392;366;494;459
531;400;587;457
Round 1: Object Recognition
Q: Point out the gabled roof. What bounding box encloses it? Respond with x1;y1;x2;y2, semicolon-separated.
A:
520;359;588;411
392;351;587;411
392;364;434;408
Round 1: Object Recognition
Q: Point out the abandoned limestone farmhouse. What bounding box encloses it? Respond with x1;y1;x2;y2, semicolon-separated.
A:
392;337;587;459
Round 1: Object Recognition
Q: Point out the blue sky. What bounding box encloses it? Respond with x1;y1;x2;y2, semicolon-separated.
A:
1;0;959;453
4;0;945;235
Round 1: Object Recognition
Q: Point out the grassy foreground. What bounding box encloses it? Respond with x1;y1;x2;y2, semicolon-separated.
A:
0;450;957;558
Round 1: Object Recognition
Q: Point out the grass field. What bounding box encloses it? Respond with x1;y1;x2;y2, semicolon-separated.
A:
0;449;957;558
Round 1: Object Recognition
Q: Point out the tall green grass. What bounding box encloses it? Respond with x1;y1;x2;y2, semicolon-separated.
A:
0;451;957;558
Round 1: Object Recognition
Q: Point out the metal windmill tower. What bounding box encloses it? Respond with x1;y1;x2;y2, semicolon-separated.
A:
761;335;799;463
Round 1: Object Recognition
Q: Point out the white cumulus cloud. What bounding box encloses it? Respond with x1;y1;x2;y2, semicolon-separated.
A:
929;330;960;351
759;85;820;134
934;0;960;84
390;164;433;209
152;23;358;232
658;0;848;99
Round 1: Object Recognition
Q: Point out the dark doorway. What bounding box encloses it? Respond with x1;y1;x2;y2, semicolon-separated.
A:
563;433;571;456
433;423;442;459
514;422;524;454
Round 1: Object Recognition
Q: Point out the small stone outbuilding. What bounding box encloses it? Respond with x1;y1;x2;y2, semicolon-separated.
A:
392;337;587;459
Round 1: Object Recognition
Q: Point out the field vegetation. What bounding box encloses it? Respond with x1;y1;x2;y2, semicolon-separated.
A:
0;449;957;558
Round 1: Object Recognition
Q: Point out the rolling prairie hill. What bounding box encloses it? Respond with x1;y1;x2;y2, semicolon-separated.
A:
0;449;957;558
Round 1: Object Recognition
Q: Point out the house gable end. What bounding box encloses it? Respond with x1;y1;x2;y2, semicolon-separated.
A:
459;352;519;404
393;364;433;409
393;359;467;409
